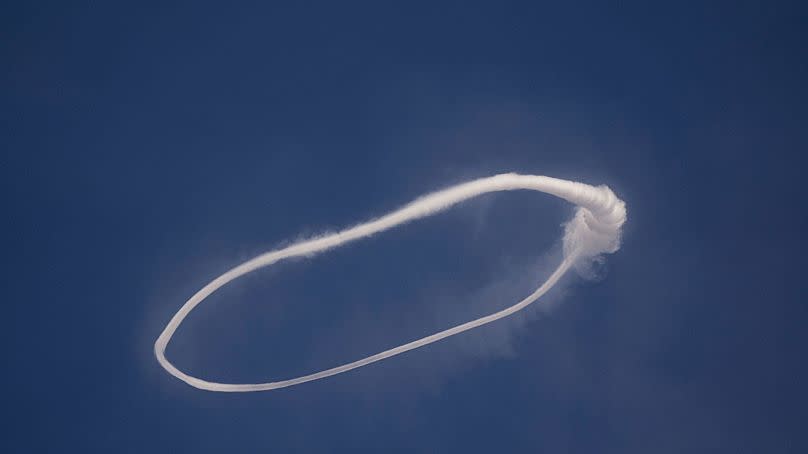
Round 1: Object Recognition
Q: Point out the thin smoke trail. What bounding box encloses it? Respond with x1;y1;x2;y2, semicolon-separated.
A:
154;173;627;392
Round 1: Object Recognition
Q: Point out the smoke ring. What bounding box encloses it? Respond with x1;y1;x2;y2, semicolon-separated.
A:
155;173;626;392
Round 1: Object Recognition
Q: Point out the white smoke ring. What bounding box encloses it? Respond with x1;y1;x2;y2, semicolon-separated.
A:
155;173;626;392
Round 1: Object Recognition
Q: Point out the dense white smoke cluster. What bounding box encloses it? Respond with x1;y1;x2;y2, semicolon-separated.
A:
154;173;626;392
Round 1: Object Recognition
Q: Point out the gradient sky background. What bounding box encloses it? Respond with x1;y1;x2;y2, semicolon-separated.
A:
3;2;807;453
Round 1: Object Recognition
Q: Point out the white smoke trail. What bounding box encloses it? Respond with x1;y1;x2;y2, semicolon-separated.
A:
154;173;626;392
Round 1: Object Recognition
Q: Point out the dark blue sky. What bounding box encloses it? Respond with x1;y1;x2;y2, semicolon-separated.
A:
3;2;807;452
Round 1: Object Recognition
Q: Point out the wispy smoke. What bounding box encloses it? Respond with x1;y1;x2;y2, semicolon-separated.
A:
154;173;627;392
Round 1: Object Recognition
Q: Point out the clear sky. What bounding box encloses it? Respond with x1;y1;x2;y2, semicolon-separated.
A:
3;2;806;452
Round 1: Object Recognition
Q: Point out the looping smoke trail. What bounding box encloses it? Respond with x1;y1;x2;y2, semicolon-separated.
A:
155;173;627;392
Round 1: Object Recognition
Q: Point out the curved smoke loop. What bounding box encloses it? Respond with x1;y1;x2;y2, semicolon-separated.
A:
155;173;627;392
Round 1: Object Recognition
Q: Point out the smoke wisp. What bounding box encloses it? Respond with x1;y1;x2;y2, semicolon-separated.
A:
154;173;627;392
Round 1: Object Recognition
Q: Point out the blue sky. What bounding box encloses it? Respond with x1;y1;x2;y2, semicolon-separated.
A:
3;2;807;452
